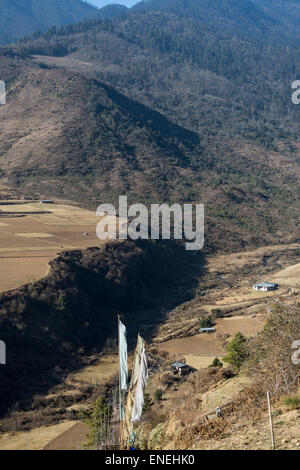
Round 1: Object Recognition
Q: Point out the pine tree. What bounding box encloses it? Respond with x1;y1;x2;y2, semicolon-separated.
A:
223;332;248;371
80;397;112;449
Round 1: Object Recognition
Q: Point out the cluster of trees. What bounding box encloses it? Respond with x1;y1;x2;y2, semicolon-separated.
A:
80;397;117;449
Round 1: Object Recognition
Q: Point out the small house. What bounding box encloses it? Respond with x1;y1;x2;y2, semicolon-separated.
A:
200;327;216;334
171;362;190;376
253;282;279;292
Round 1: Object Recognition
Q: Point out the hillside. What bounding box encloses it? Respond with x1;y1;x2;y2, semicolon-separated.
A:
0;1;300;250
0;0;123;45
16;1;300;144
135;0;280;39
0;62;202;204
1;0;300;450
135;0;300;42
0;238;199;417
1;233;300;446
2;55;300;250
257;0;300;35
1;2;300;269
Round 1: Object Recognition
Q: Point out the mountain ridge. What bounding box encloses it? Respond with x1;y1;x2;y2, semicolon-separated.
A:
0;0;127;44
1;0;300;251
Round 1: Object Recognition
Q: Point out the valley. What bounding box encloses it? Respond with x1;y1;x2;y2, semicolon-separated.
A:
0;201;300;448
1;0;300;452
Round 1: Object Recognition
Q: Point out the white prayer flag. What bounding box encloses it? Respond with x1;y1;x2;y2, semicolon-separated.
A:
119;319;128;391
131;334;144;389
131;346;148;422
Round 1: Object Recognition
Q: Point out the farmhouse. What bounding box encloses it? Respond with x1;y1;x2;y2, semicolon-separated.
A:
200;327;216;334
171;362;191;375
253;282;279;292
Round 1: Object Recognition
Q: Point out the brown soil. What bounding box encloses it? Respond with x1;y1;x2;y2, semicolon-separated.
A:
43;422;89;450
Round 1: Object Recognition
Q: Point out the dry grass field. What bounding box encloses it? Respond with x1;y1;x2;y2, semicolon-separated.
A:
183;355;224;369
0;195;105;292
69;354;120;386
271;263;300;287
157;333;225;357
157;315;267;359
0;420;76;450
196;409;300;450
206;243;300;273
200;373;253;412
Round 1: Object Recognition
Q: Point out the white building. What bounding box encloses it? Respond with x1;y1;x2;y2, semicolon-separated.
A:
253;282;279;292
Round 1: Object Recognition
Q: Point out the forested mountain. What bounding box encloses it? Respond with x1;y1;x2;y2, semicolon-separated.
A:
134;0;300;42
1;0;300;250
17;0;300;144
135;0;279;40
0;0;126;45
256;0;300;34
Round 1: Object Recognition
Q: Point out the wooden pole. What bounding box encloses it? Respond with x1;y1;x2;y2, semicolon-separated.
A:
267;390;275;450
118;314;122;450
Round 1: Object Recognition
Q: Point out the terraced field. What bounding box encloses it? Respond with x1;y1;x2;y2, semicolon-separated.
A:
0;194;103;292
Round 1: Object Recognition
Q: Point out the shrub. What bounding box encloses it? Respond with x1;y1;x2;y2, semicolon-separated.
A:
209;357;223;368
154;389;163;403
134;423;148;450
212;309;224;319
148;423;166;450
282;395;300;410
199;316;214;328
143;393;153;411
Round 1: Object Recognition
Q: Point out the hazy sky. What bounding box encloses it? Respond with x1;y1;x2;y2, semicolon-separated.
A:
89;0;140;8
